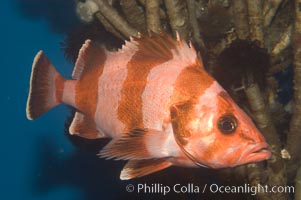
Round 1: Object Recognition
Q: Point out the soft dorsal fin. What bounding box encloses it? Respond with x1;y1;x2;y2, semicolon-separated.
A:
120;159;172;180
72;40;106;79
69;112;107;139
98;128;166;160
134;32;198;64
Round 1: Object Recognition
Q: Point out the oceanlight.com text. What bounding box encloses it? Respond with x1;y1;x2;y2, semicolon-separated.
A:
125;183;294;196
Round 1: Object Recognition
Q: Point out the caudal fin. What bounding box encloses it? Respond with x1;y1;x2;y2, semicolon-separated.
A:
26;51;65;120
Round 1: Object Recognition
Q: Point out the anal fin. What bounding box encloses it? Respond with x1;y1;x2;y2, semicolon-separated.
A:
120;159;172;180
69;112;107;139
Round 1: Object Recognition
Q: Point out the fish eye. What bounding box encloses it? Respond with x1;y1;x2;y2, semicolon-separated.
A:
218;114;237;134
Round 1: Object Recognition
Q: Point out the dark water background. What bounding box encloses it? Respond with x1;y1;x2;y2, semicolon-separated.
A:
1;1;80;199
0;1;222;199
0;1;196;200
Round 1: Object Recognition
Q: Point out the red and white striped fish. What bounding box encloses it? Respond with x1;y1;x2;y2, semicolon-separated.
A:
26;33;271;180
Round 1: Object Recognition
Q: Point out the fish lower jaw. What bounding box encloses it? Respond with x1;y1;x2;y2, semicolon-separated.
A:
246;149;271;162
238;143;272;165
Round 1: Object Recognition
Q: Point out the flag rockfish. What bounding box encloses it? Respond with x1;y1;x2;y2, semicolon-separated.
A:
26;33;271;180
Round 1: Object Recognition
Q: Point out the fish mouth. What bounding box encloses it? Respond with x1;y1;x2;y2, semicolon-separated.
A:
239;142;271;164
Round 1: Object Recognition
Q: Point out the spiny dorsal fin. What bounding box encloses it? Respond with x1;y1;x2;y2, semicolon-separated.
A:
98;128;162;160
139;32;197;63
120;159;172;180
126;32;176;61
107;32;200;72
72;40;106;79
69;112;107;139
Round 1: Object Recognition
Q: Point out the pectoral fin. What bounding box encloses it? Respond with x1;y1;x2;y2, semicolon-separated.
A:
98;128;165;160
120;159;172;180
